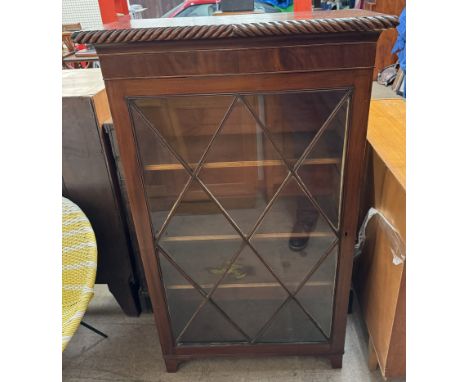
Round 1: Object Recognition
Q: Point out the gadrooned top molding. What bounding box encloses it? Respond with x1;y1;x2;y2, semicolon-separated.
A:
72;10;398;45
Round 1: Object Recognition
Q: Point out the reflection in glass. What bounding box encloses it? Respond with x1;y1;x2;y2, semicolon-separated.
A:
297;98;349;228
159;254;204;340
252;177;336;293
130;90;349;345
259;300;327;343
179;302;247;344
198;97;288;234
131;105;190;235
246;90;347;167
211;246;289;339
134;95;234;165
296;246;338;338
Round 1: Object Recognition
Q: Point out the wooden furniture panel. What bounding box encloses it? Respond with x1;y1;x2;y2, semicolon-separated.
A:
98;41;377;79
74;10;398;372
62;69;143;316
367;99;405;187
354;99;406;378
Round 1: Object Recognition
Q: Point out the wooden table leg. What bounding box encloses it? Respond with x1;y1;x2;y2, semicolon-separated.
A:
164;357;181;373
329;354;343;369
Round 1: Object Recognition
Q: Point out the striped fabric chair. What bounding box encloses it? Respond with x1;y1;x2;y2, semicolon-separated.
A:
62;197;106;351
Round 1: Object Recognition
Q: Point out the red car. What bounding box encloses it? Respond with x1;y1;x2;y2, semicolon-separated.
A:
163;0;280;18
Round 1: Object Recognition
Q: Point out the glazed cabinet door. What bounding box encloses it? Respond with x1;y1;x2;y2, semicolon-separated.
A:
128;88;352;346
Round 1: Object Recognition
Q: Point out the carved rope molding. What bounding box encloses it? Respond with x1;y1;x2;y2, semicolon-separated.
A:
72;15;399;44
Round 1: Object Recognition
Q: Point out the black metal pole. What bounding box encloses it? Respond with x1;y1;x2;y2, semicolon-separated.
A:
80;321;108;338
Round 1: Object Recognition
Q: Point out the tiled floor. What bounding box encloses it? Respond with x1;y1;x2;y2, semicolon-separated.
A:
62;286;403;382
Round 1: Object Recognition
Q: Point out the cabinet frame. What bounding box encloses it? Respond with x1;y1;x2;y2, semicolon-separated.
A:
77;10;397;371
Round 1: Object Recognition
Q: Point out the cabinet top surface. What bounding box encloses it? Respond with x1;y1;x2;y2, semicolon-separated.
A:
73;9;398;45
367;99;406;190
62;68;104;98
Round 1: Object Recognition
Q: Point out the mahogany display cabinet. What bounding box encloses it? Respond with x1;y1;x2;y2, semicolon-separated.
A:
74;10;397;372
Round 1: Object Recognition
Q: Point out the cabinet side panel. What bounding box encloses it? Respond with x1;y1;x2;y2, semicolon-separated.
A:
354;150;406;377
62;94;141;316
329;69;375;355
103;81;176;355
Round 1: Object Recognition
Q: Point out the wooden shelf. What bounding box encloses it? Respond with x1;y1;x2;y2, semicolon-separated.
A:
166;280;333;290
160;232;334;242
145;158;340;172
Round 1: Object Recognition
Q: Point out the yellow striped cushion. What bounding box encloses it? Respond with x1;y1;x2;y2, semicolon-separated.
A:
62;197;97;351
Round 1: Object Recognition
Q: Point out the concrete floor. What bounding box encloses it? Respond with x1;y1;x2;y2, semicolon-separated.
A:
371;82;403;100
63;285;403;382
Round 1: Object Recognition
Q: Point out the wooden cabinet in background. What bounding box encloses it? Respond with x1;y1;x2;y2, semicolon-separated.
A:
62;69;144;316
354;99;406;379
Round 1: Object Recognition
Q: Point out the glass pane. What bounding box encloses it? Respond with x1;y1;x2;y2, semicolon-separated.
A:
295;246;338;338
211;246;289;339
158;254;204;340
297;97;349;228
158;180;244;293
160;240;244;294
259;300;327;343
131;91;348;345
180;301;247;344
251;177;336;293
133;95;234;165
198;97;289;235
131;105;190;235
246;90;348;167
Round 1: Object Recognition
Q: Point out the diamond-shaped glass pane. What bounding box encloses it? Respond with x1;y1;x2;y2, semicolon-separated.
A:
198;97;288;234
158;254;204;340
258;299;327;343
133;95;234;165
211;246;289;339
130;105;190;235
251;177;336;293
297;97;349;228
244;90;348;167
179;302;247;344
158;180;243;293
295;246;338;338
160;240;244;294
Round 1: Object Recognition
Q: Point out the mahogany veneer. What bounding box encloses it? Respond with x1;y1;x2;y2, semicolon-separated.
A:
74;10;397;372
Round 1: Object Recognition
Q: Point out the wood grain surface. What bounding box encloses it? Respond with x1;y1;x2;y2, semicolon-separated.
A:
91;12;394;371
354;98;406;378
366;99;406;189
